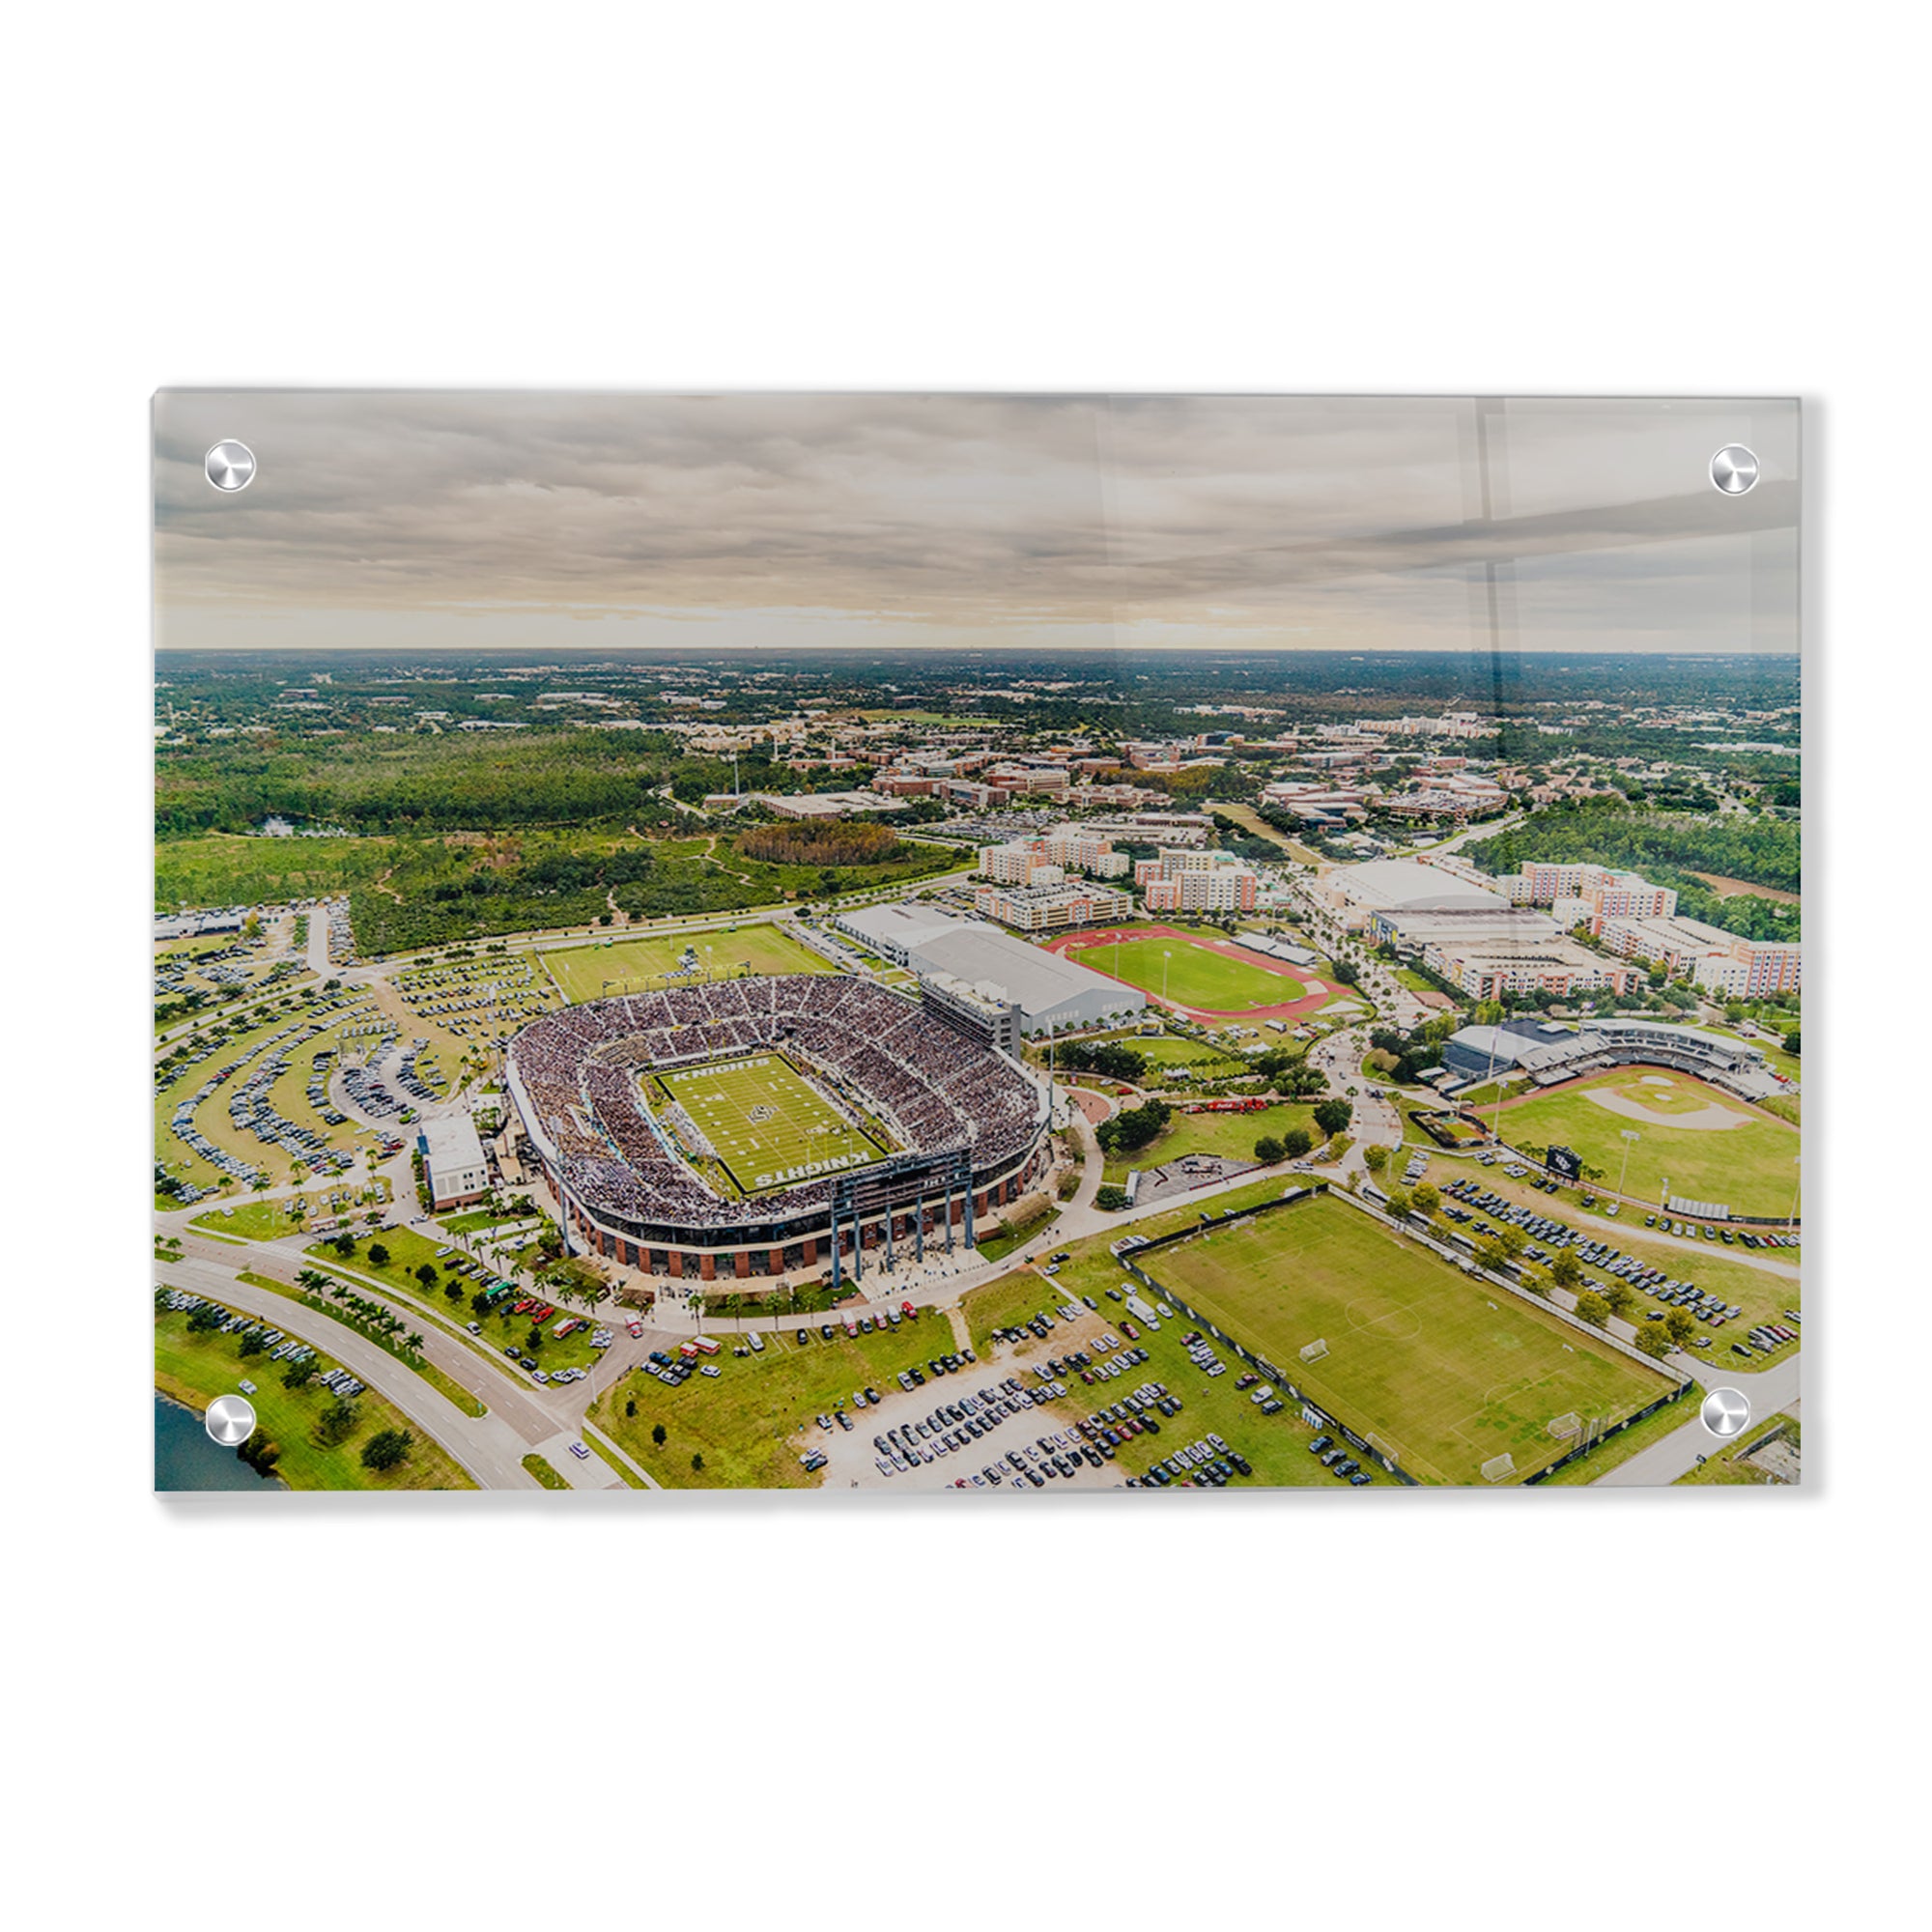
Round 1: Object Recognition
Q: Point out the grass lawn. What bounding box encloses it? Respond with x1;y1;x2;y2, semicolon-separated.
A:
655;1052;894;1193
543;923;833;1003
1131;1034;1251;1077
1141;1194;1672;1485
582;1430;648;1488
155;1309;473;1490
976;1203;1061;1264
585;1316;953;1489
523;1453;570;1490
1105;1101;1318;1183
193;1198;314;1242
1495;1068;1799;1217
1673;1415;1800;1486
1533;1385;1699;1485
1063;929;1307;1011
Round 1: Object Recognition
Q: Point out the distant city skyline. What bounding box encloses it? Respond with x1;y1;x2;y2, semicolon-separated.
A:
155;392;1798;657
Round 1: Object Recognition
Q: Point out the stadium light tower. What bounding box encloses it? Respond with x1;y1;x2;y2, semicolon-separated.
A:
1617;1128;1640;1201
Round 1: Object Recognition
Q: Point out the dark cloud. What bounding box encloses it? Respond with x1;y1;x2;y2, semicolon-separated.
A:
154;391;1797;651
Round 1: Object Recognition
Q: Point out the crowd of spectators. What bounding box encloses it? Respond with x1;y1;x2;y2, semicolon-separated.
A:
506;976;1045;1237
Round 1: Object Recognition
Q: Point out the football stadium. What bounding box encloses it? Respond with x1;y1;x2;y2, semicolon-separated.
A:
505;977;1051;1283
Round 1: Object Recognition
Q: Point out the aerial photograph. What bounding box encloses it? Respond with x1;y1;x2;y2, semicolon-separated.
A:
152;392;1801;1492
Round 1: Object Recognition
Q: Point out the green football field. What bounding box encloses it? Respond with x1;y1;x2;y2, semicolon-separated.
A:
655;1055;894;1195
1062;929;1305;1010
1495;1068;1799;1216
544;924;833;1004
1142;1195;1670;1485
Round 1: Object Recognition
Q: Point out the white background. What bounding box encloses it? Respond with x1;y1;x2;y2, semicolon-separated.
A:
4;4;1920;1926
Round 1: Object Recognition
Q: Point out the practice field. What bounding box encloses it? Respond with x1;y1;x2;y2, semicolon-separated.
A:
1141;1194;1670;1484
655;1054;895;1194
544;924;833;1004
1055;925;1309;1012
1495;1067;1799;1217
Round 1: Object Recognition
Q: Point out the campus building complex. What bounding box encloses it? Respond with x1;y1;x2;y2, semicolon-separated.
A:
972;879;1135;932
1133;849;1261;915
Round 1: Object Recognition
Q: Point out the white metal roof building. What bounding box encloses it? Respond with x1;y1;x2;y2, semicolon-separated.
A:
904;921;1147;1037
420;1113;490;1208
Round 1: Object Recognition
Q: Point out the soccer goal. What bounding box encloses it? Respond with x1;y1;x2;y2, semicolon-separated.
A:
1298;1338;1329;1363
1480;1452;1517;1484
1547;1412;1581;1440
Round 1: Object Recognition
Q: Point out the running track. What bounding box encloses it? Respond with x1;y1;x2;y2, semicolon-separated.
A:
1045;924;1339;1022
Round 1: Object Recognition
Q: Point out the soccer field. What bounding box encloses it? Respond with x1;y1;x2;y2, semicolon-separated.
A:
1060;928;1306;1010
544;924;833;1004
655;1055;895;1195
1142;1195;1669;1485
1496;1067;1799;1216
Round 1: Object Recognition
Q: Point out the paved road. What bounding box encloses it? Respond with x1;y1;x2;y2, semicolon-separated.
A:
159;1253;542;1489
1594;1352;1802;1487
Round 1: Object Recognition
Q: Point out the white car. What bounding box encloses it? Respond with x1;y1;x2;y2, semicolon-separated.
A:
568;1441;589;1461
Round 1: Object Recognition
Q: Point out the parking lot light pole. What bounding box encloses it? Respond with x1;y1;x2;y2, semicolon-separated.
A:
1788;1155;1800;1233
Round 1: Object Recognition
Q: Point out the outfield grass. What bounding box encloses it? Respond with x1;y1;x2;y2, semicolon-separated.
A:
1105;1101;1318;1183
155;1310;473;1491
585;1317;953;1488
1063;929;1307;1011
543;923;833;1003
1142;1194;1670;1485
1496;1068;1799;1217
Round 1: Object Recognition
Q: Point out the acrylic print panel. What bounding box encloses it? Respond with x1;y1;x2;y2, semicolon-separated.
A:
153;393;1801;1493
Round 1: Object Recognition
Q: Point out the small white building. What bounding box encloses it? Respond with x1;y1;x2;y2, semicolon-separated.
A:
420;1115;489;1209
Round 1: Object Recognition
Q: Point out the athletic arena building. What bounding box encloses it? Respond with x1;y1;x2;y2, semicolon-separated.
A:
505;976;1051;1284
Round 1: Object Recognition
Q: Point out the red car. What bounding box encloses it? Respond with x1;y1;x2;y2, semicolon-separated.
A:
900;1300;916;1319
533;1305;555;1323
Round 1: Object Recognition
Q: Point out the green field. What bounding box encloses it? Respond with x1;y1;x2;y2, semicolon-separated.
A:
543;923;834;1003
1141;1194;1671;1485
1063;928;1307;1011
656;1053;894;1194
155;1309;473;1491
1104;1101;1319;1183
1496;1068;1800;1217
585;1317;953;1488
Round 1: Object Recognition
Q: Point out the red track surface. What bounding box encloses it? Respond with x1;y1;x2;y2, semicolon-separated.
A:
1046;923;1338;1023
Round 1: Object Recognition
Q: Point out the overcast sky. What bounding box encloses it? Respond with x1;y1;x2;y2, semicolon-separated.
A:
154;392;1798;654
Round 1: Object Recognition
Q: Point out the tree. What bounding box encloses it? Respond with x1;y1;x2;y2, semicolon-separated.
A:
1254;1136;1286;1165
1495;1223;1528;1259
1634;1322;1674;1359
625;1398;638;1419
1574;1291;1610;1328
1664;1308;1698;1347
360;1429;413;1471
1313;1099;1353;1139
1412;1181;1439;1216
331;1232;355;1257
444;1281;465;1303
1383;1185;1412;1220
1474;1238;1509;1272
1602;1282;1636;1319
281;1356;319;1390
691;1453;704;1474
470;1291;494;1321
315;1398;358;1448
239;1328;267;1357
1549;1250;1583;1291
1362;1144;1390;1174
526;1324;544;1352
1281;1126;1314;1159
367;1242;390;1268
1094;1184;1130;1210
651;1423;668;1448
415;1263;439;1290
1285;1063;1327;1098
